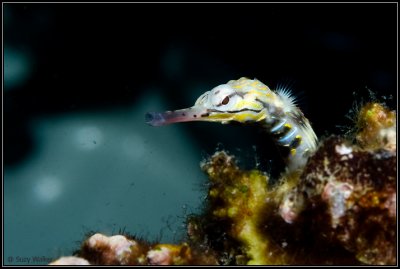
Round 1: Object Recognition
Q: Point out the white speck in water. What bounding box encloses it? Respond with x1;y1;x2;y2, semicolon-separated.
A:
33;176;62;203
74;126;103;150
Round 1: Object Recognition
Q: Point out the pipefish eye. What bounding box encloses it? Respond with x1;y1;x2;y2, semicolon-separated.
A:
221;96;230;105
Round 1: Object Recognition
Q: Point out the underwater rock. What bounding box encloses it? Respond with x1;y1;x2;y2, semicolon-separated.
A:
50;102;396;265
189;150;362;265
279;102;396;265
58;233;218;265
80;233;148;265
280;136;396;265
193;102;396;265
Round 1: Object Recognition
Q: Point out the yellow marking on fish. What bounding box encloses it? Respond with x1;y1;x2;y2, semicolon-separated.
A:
251;80;259;87
236;100;264;110
235;113;260;122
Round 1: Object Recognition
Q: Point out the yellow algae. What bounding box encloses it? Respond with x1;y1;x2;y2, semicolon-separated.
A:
356;102;396;151
203;151;290;265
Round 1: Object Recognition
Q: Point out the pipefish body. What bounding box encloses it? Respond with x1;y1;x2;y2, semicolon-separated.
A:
145;77;318;172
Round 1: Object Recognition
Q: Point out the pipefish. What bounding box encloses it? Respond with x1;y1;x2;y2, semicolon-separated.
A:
146;77;318;172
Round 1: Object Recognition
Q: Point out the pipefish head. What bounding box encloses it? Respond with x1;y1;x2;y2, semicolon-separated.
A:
146;77;272;127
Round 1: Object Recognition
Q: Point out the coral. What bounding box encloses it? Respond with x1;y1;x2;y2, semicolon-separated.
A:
146;243;191;265
280;136;396;264
79;233;148;265
190;150;361;265
355;102;396;152
279;101;396;265
50;233;218;265
50;102;396;265
197;151;289;265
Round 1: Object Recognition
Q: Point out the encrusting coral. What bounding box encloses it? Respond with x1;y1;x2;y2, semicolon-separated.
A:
277;101;396;265
49;102;396;265
278;136;396;265
355;102;396;152
52;233;218;265
194;151;289;265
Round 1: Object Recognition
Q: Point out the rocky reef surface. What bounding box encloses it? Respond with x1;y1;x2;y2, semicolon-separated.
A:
50;102;396;265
